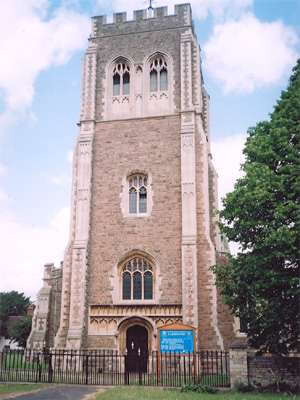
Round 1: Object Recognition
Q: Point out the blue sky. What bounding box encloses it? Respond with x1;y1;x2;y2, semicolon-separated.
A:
0;0;299;300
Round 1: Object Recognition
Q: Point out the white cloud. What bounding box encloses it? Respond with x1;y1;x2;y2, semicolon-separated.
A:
0;0;90;132
66;150;73;163
211;133;246;206
0;163;7;177
191;0;252;21
0;187;12;202
49;172;71;186
37;169;72;186
211;134;247;255
203;13;299;93
0;204;70;300
50;206;70;235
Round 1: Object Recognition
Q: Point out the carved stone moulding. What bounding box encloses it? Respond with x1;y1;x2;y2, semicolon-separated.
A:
88;304;183;335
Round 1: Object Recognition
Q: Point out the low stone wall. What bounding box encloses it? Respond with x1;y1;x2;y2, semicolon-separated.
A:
229;344;248;388
229;344;300;390
248;352;300;389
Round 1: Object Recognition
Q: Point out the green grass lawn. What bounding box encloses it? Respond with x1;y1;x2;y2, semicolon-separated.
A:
0;383;49;399
92;386;300;400
0;384;299;400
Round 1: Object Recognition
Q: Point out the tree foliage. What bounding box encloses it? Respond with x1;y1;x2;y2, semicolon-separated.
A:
211;60;300;355
9;316;33;348
0;291;31;334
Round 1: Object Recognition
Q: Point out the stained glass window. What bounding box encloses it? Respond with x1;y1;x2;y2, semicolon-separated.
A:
113;61;130;96
128;174;147;214
139;187;147;213
123;72;130;95
123;272;131;300
160;69;168;91
149;57;168;92
129;188;137;213
150;70;157;92
133;273;142;299
122;257;154;300
144;271;153;300
113;74;120;96
138;259;142;271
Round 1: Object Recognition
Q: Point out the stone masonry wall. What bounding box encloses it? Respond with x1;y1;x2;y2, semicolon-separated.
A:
248;353;300;389
93;7;192;121
84;116;182;348
195;116;221;350
45;266;62;349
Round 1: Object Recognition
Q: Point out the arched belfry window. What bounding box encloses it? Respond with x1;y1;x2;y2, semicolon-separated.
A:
150;57;168;92
128;174;147;214
122;257;153;300
113;61;130;96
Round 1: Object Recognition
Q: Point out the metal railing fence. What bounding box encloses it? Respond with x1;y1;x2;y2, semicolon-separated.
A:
0;348;230;387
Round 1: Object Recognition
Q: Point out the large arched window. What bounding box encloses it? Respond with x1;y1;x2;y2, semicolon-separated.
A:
128;174;147;214
122;257;153;300
113;61;130;96
149;57;168;92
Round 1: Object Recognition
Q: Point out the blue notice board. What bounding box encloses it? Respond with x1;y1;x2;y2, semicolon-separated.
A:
159;330;194;353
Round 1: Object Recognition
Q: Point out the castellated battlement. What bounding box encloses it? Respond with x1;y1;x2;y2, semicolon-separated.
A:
91;4;193;38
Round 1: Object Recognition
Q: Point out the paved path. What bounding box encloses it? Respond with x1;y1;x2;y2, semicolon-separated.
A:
2;385;107;400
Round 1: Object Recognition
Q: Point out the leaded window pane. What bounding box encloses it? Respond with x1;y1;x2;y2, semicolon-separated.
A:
144;271;153;300
113;74;120;96
150;70;157;92
138;259;142;271
129;188;137;213
139;187;147;213
123;72;130;95
128;174;148;214
133;259;137;271
160;69;167;91
123;272;131;300
133;273;142;299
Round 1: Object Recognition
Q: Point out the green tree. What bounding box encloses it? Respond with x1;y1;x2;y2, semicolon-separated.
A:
9;316;33;348
211;60;300;355
0;291;31;333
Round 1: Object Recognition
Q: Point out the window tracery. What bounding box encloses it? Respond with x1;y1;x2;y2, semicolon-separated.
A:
150;57;168;92
128;174;148;214
113;61;130;96
122;257;153;300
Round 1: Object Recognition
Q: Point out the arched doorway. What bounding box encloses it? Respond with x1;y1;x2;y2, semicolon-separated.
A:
125;325;148;373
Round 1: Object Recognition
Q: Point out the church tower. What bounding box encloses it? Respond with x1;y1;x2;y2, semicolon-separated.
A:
28;4;239;353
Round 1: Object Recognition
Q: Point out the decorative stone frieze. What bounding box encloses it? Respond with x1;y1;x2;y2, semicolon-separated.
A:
89;305;183;336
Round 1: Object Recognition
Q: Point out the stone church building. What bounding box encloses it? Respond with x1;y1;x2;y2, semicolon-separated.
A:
27;3;243;353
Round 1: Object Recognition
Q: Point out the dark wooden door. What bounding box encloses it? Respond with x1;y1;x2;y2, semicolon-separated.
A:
126;325;148;373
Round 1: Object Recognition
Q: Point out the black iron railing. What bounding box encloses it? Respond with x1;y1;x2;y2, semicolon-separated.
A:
0;348;230;387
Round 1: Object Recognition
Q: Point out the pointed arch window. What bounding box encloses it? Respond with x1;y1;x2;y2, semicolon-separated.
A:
122;258;153;300
113;61;130;96
149;57;168;92
128;174;148;214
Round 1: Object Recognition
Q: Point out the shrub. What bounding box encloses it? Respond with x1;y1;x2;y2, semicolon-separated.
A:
235;382;255;392
181;383;218;394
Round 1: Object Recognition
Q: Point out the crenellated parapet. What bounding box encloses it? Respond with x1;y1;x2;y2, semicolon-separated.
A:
90;4;194;39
